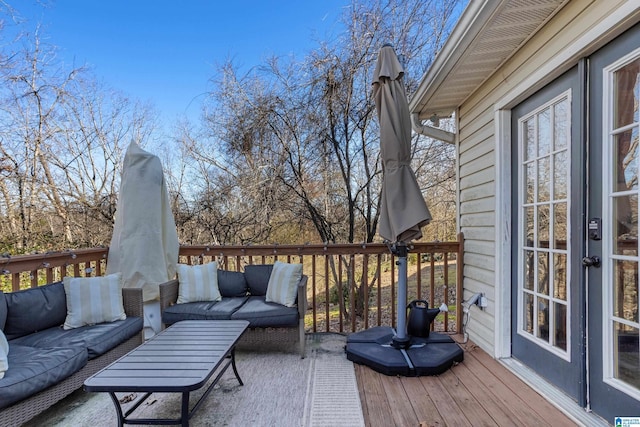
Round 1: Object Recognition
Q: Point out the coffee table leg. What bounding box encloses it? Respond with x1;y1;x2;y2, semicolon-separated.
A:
181;391;190;427
231;348;243;385
107;392;125;427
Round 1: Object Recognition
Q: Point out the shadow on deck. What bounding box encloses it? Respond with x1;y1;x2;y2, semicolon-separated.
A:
354;335;610;427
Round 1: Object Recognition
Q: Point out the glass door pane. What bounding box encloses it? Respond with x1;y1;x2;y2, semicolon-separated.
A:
518;94;571;358
608;58;640;392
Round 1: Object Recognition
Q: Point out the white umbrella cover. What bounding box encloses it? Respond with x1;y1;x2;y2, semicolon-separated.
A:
373;44;431;346
107;142;179;334
373;44;431;244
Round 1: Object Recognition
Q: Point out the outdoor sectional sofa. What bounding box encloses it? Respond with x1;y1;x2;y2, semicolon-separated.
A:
159;263;308;357
0;279;144;426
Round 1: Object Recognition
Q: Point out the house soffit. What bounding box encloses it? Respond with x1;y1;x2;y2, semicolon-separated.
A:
410;0;569;120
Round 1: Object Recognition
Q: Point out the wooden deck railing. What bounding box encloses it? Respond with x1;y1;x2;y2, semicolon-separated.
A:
0;248;109;291
1;233;463;334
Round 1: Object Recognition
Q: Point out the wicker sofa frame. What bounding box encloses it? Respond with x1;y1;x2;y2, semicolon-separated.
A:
0;287;144;427
159;275;308;358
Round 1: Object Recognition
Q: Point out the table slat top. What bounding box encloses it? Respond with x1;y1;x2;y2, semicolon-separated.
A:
84;320;249;393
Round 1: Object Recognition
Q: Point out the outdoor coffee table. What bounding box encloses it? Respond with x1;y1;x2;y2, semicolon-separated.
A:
84;320;249;426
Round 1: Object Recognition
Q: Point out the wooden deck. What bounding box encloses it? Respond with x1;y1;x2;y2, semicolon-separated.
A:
355;337;580;427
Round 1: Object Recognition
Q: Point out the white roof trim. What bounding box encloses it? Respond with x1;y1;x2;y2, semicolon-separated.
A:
409;0;568;119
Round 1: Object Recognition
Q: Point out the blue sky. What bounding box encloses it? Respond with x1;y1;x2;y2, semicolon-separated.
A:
15;1;348;122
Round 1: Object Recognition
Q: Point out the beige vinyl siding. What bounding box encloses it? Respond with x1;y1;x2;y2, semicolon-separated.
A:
455;0;629;355
459;197;495;215
460;150;494;177
459;181;494;204
463;239;495;257
458;102;497;349
459;167;494;190
460;211;495;226
464;252;495;277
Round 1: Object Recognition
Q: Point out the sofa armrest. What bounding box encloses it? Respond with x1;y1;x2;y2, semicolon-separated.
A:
122;287;144;318
297;275;308;318
159;279;179;313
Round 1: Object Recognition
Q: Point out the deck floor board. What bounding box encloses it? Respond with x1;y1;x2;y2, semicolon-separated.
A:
401;377;445;426
354;337;579;427
380;375;423;427
355;363;396;427
450;356;526;426
472;347;576;427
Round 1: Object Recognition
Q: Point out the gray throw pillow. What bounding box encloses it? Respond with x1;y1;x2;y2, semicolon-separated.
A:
4;281;67;340
243;264;274;296
0;291;6;331
217;270;248;298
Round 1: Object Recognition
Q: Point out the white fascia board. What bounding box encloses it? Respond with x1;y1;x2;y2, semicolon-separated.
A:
409;0;502;117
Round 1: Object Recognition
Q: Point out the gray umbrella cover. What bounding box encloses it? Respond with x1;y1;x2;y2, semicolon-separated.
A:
373;45;431;244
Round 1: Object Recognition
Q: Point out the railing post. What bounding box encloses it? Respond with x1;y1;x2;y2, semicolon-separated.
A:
456;232;464;333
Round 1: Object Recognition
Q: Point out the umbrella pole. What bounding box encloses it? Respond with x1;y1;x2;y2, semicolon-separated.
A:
392;243;411;349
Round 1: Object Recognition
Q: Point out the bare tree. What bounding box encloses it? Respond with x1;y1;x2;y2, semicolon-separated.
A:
0;0;460;263
188;0;461;317
53;76;157;246
0;27;83;249
0;22;157;251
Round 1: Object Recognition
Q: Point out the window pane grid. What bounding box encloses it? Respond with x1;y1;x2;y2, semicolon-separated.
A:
608;58;640;390
519;95;570;354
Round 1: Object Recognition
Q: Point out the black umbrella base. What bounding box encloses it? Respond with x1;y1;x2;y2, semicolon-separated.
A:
345;326;463;376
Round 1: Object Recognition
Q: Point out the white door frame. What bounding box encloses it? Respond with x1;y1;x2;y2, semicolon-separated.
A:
492;3;640;359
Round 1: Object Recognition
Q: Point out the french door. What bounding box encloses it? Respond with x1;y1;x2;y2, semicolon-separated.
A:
511;23;640;420
586;24;640;419
511;65;585;404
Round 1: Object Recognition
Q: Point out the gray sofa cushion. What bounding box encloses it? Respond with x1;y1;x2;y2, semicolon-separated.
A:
4;282;67;340
163;301;213;323
244;264;273;296
0;291;6;331
230;296;299;327
0;343;87;410
218;270;248;297
162;297;248;325
10;317;143;359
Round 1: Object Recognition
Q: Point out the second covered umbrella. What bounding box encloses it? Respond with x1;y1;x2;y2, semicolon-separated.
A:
373;44;431;347
374;43;431;245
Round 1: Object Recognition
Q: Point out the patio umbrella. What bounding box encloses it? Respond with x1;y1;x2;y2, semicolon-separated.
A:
107;142;179;337
373;44;431;347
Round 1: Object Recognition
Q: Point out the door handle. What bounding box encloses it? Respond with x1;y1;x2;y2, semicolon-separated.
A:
582;256;601;268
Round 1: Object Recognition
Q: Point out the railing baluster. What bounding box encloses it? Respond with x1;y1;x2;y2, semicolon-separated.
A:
324;253;330;333
338;255;343;333
12;272;19;291
391;252;395;329
30;269;38;288
443;252;449;331
363;254;369;330
416;253;422;300
430;256;435;309
350;254;356;332
376;254;382;326
311;255;317;333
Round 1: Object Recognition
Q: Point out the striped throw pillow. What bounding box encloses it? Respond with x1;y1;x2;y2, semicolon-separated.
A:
265;261;303;307
63;273;126;330
0;329;8;379
176;262;221;304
